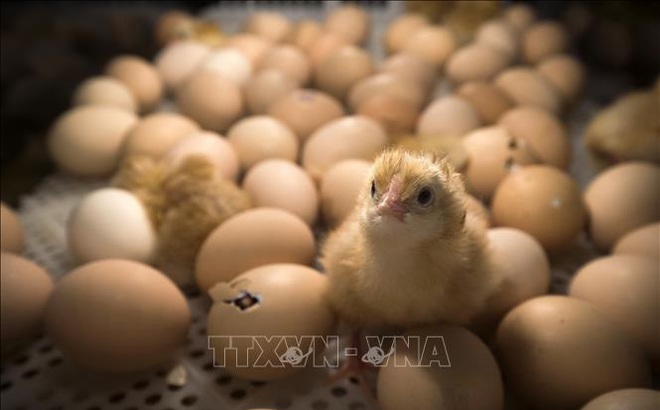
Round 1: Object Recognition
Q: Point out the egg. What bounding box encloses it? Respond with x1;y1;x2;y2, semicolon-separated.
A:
46;259;189;373
462;126;537;199
378;325;504;410
306;31;350;67
446;44;510;84
385;13;429;54
243;11;291;43
302;115;388;182
68;188;157;264
154;40;211;92
496;296;651;410
613;223;659;259
258;45;311;86
502;3;536;33
206;264;336;381
324;4;369;45
226;33;273;67
314;45;374;101
494;67;563;114
242;160;319;225
165;131;240;181
492;166;586;251
537;54;586;104
287;19;323;51
197;47;253;87
457;81;514;124
380;53;437;88
417;95;481;137
320;159;372;228
569;255;659;362
1;253;54;356
244;69;298;115
105;55;164;112
498;106;570;169
227;116;298;170
475;19;519;57
584;162;660;251
348;73;426;111
48;105;138;177
71;76;137;113
522;21;570;64
466;195;491;227
267;89;344;142
581;388;660;410
122;112;199;159
177;71;244;133
196;208;315;292
357;93;420;135
154;10;195;46
0;202;25;253
401;26;457;67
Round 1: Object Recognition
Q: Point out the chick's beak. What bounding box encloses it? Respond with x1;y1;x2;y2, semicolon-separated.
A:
377;177;407;221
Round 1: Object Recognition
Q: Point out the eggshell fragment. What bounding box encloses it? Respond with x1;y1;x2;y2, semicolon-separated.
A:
324;4;369;45
522;21;569;64
227;116;298;170
446;44;510;84
0;203;25;254
72;76;137;113
581;389;660;410
613;223;659;259
105;55;164;112
122;112;199;160
320;159;372;228
165;131;240;181
457;81;514;124
401;26;456;67
154;41;210;91
417;95;481;138
385;14;429;54
244;69;298;115
314;45;374;101
495;67;562;114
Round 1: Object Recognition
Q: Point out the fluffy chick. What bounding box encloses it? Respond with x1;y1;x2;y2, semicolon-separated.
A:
321;148;498;327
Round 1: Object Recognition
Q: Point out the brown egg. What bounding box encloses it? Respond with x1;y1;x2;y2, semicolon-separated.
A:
307;31;349;67
122;112;199;159
302;115;388;182
267;89;344;142
475;19;519;57
105;55;164;112
417;95;481;137
466;195;491;227
165;131;240;181
258;45;311;86
581;388;660;410
385;13;429;54
244;69;298;115
522;21;570;64
207;264;336;381
495;67;563;114
0;203;25;254
177;71;244;133
380;53;437;88
154;41;211;92
446;44;511;84
314;45;374;101
502;3;537;33
457;81;514;124
584;162;660;251
153;10;194;45
320;159;372;228
197;48;253;87
287;20;323;51
348;73;425;111
570;255;659;363
48;105;138;177
1;253;54;356
378;325;504;410
242;160;319;225
226;33;273;67
72;76;137;113
491;166;586;251
243;11;292;43
357;93;420;134
496;296;651;410
196;208;315;292
463;126;538;200
537;54;586;103
401;26;457;67
227;116;298;170
498;106;570;169
46;260;190;373
613;223;659;259
324;4;370;45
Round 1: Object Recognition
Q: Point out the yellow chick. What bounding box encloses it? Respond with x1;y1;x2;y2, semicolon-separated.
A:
321;148;498;328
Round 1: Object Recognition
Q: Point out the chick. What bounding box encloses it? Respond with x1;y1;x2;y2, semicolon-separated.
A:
321;148;498;328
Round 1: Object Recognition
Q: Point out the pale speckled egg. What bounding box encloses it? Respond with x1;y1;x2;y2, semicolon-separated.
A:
457;81;514;124
207;264;336;381
581;389;660;410
227;116;298;171
226;34;273;67
267;89;344;142
0;203;25;254
537;54;586;104
417;95;481;138
154;41;211;92
68;188;157;264
446;44;511;84
244;69;298;115
380;53;436;88
242;160;319;225
522;21;569;64
496;296;651;410
613;223;659;259
475;19;519;57
122;112;199;159
195;208;315;292
320;159;372;228
401;26;457;68
165;131;240;181
491;165;586;251
495;67;563;114
243;11;292;43
105;55;164;113
48;105;138;177
385;13;429;55
314;45;374;101
197;48;253;87
503;3;536;33
258;45;311;86
302;115;387;182
569;255;659;363
45;259;190;373
72;76;137;113
1;253;54;356
324;4;370;45
584;162;660;251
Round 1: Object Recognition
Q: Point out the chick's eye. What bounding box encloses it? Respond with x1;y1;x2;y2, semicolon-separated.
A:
417;188;433;206
370;181;377;199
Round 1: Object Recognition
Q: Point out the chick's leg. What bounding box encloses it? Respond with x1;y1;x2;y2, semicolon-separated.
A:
324;330;377;404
